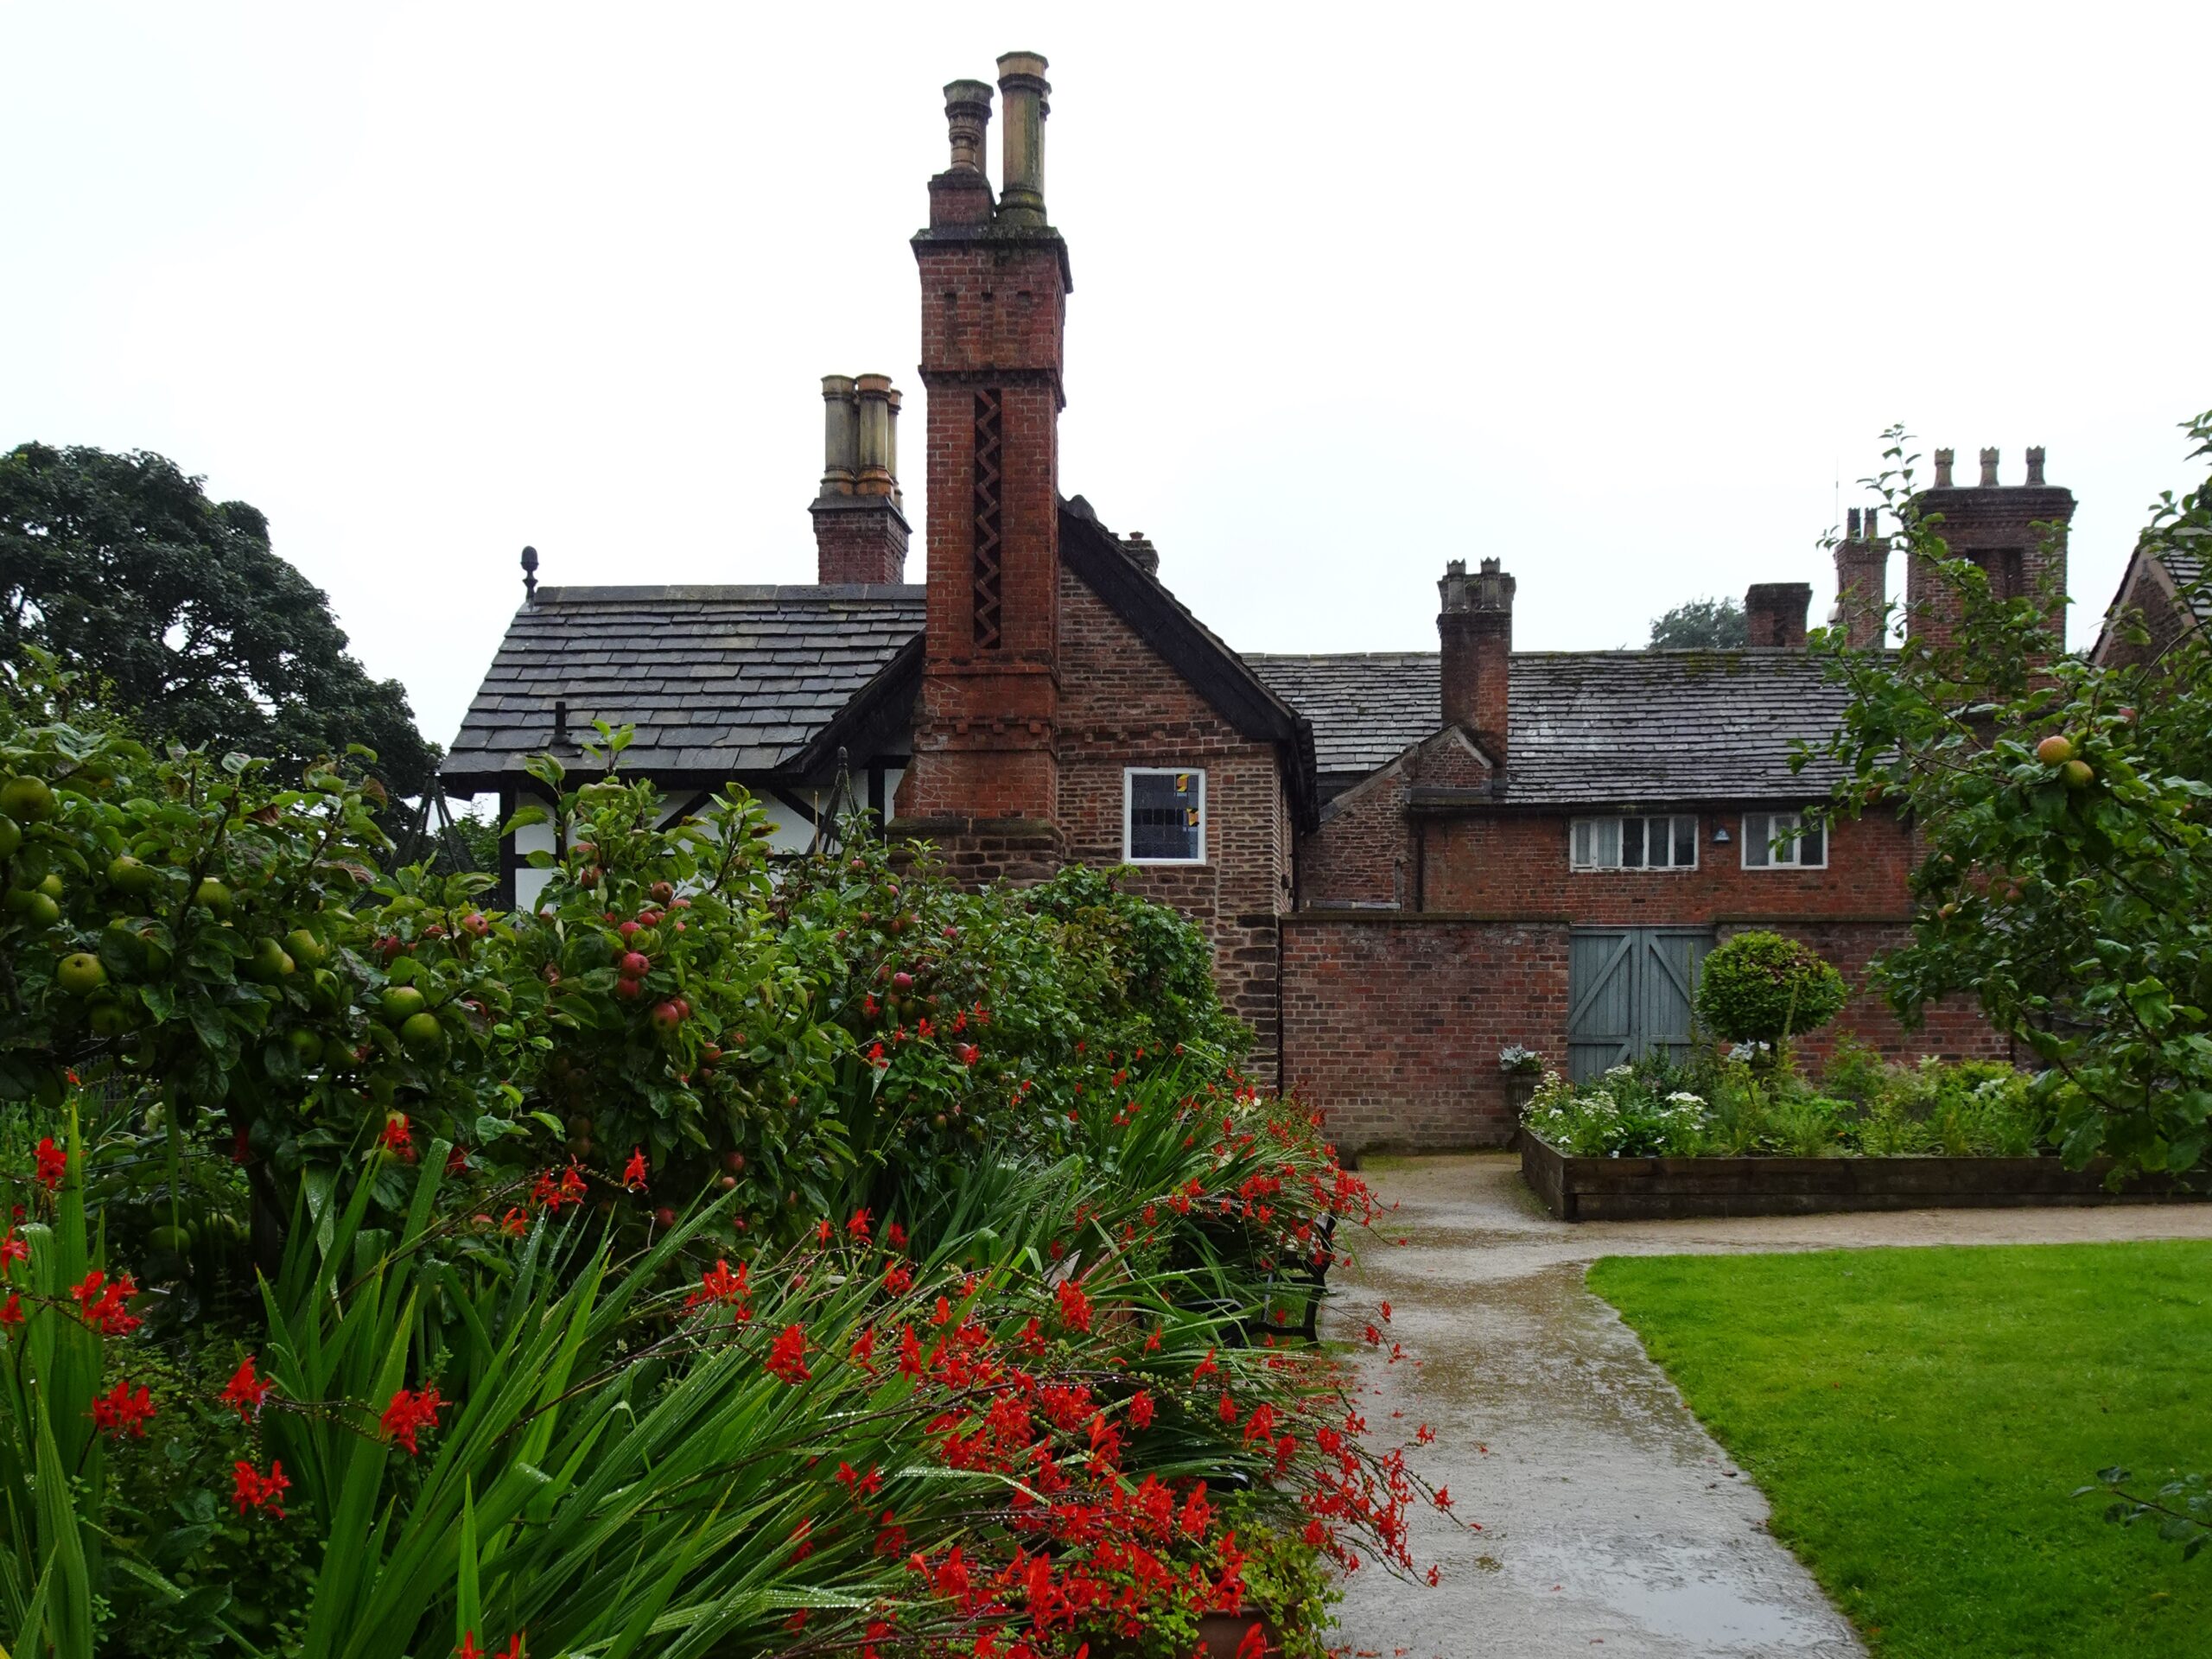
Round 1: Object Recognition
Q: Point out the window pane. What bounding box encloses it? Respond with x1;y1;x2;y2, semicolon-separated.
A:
1596;818;1619;867
1799;818;1825;867
1745;813;1770;867
1572;820;1593;867
1775;811;1801;866
1128;772;1202;861
1674;817;1698;867
1621;817;1645;868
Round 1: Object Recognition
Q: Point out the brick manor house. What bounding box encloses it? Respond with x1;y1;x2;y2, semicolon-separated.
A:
448;52;2109;1152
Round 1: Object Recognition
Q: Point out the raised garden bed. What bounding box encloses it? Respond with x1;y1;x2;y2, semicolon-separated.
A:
1520;1130;2208;1221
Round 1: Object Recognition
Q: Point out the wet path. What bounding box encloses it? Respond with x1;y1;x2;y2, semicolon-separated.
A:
1328;1154;2212;1658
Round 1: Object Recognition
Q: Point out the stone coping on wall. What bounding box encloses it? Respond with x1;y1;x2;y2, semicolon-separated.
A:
1519;1131;2209;1221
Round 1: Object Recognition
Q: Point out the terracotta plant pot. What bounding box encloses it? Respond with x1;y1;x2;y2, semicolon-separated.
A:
1195;1611;1283;1657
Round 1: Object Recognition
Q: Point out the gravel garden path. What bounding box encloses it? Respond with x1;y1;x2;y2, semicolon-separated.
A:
1327;1153;2212;1659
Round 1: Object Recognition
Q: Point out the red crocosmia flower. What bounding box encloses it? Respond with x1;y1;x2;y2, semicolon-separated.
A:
457;1636;483;1659
1235;1621;1269;1659
380;1386;445;1453
232;1458;290;1517
886;1220;908;1249
623;1147;648;1192
850;1325;879;1370
1379;1300;1393;1322
783;1610;809;1633
0;1292;22;1328
1128;1390;1155;1430
89;1379;156;1438
861;1618;894;1659
1054;1279;1093;1333
846;1207;872;1242
1192;1348;1219;1380
532;1166;586;1212
1217;1391;1240;1425
500;1208;528;1236
221;1356;274;1421
34;1137;65;1192
379;1114;412;1154
71;1270;142;1336
499;1638;526;1659
898;1325;924;1376
883;1260;913;1296
1433;1485;1454;1511
445;1145;470;1175
0;1229;26;1268
1426;1564;1442;1587
686;1257;750;1314
766;1324;810;1385
957;1044;980;1066
1363;1325;1382;1346
815;1218;834;1245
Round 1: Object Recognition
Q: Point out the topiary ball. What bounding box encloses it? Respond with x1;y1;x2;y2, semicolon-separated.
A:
1695;930;1848;1046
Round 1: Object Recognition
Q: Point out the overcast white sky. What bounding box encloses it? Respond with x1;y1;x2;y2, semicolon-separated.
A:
5;3;2208;761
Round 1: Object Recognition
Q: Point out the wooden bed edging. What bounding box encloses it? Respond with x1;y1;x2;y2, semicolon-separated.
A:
1517;1131;2208;1221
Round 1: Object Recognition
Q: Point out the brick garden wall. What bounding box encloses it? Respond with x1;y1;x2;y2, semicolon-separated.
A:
1281;916;1568;1153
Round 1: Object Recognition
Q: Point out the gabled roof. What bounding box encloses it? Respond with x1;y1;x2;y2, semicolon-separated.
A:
2090;539;2211;666
443;584;925;791
1059;503;1319;828
1246;649;1853;806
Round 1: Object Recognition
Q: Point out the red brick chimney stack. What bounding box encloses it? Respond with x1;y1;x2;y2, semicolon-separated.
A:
900;51;1074;830
1904;444;2075;652
1745;582;1813;648
1439;557;1514;762
811;373;910;585
1831;506;1891;648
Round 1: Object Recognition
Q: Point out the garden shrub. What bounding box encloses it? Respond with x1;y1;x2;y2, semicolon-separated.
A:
0;662;1453;1659
1694;930;1848;1047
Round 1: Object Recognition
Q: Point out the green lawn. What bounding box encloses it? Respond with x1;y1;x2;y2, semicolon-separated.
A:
1588;1242;2212;1659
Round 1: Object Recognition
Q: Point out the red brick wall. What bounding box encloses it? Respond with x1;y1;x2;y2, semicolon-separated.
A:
1300;729;1496;909
1416;805;1915;922
1281;917;1569;1153
1054;571;1291;1065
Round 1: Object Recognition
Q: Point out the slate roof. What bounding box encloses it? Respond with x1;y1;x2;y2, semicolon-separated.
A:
444;584;925;790
1245;649;1853;805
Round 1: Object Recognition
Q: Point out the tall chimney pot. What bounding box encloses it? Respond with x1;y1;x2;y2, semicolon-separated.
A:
943;80;994;173
818;375;859;498
1933;448;1955;488
855;374;897;498
995;52;1050;227
1979;447;2000;487
2024;445;2046;486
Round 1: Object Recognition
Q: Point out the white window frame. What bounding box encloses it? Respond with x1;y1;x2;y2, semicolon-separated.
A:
1568;814;1700;872
1122;768;1207;866
1742;809;1829;870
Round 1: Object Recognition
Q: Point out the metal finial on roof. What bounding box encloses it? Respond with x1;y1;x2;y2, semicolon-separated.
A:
521;545;539;601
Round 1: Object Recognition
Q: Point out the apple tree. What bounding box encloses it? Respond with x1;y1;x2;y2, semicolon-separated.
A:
1805;413;2212;1173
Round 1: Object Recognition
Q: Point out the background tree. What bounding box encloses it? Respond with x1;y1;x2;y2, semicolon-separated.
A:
1648;595;1748;648
1808;415;2212;1174
0;442;437;797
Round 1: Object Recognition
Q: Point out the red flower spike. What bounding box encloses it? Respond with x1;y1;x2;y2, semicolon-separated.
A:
379;1115;412;1154
457;1637;483;1659
766;1323;810;1385
381;1386;445;1453
623;1147;647;1192
89;1379;156;1438
232;1458;289;1517
0;1292;21;1328
0;1229;25;1268
887;1220;908;1249
34;1137;65;1192
846;1206;873;1241
221;1356;274;1421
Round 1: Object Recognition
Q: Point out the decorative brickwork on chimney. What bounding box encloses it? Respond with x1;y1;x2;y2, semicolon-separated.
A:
811;373;911;585
1831;507;1891;648
1904;445;2074;653
1437;557;1514;761
1745;582;1812;648
899;53;1074;832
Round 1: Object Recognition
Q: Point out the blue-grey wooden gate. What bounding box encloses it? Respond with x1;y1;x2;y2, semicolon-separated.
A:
1567;927;1714;1082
